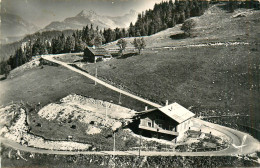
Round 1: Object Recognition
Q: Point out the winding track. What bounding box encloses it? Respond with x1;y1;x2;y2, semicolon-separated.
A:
1;54;259;156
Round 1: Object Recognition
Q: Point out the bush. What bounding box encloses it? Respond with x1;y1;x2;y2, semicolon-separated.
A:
181;19;196;37
96;57;103;62
71;125;77;129
36;123;42;127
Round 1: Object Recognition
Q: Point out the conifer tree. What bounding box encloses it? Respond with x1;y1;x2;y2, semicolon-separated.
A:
64;36;75;53
51;38;59;54
59;33;66;52
74;39;85;52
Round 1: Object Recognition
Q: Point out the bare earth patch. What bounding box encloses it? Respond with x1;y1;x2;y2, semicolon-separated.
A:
38;94;136;128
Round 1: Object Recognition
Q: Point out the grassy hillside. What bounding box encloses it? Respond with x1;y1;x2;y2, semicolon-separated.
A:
103;4;260;50
86;44;259;125
82;5;260;130
1;4;259;130
0;64;146;111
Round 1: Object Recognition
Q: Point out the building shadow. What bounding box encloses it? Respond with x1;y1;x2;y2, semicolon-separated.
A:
170;33;187;40
117;52;139;59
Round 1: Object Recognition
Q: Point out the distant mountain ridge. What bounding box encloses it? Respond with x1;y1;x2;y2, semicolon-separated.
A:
43;9;138;31
0;13;40;44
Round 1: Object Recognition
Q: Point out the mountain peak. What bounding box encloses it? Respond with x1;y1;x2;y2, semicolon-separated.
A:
77;9;97;17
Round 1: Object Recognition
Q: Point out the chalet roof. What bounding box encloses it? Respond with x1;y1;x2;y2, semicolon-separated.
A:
88;46;112;56
136;103;195;123
135;108;156;115
158;103;195;123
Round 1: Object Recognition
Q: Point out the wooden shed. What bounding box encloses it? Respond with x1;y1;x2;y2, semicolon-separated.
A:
83;46;112;63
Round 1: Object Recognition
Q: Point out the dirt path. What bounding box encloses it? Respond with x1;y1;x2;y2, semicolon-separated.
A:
155;41;250;50
106;41;251;52
43;55;162;108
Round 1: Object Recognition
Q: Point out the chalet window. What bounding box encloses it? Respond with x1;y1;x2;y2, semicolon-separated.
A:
158;123;163;128
147;121;152;127
169;125;175;131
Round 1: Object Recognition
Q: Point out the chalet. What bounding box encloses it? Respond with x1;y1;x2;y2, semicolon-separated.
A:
131;102;195;142
83;46;112;63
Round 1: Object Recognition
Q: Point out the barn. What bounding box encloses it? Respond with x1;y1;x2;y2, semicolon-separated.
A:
83;46;112;63
131;102;195;142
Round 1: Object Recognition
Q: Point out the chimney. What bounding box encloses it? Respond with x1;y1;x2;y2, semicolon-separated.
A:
145;106;148;111
165;100;168;106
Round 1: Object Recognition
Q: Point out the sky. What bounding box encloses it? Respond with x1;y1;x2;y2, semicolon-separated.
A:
1;0;165;28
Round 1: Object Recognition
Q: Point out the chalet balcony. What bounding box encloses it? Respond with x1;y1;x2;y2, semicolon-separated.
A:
139;125;179;136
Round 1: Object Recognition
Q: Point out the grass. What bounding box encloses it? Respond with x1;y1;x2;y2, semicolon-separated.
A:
1;4;260;168
29;112;141;151
53;53;84;63
79;6;260;134
84;44;260;130
103;4;260;51
0;63;160;151
0;64;147;111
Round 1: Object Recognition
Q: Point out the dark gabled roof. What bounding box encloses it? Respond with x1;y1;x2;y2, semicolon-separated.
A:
135;108;157;116
135;103;195;123
88;47;112;56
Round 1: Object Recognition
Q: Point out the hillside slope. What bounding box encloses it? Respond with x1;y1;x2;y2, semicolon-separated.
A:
84;4;260;130
104;4;260;49
0;59;146;111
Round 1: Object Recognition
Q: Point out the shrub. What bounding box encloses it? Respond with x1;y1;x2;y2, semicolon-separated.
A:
96;57;103;62
71;125;76;129
181;19;196;37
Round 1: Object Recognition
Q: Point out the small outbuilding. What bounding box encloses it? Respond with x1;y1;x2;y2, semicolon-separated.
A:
83;46;112;63
131;102;195;142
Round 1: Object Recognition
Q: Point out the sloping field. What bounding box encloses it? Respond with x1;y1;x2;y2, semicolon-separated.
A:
103;4;260;50
85;44;260;127
84;5;260;130
0;64;147;111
